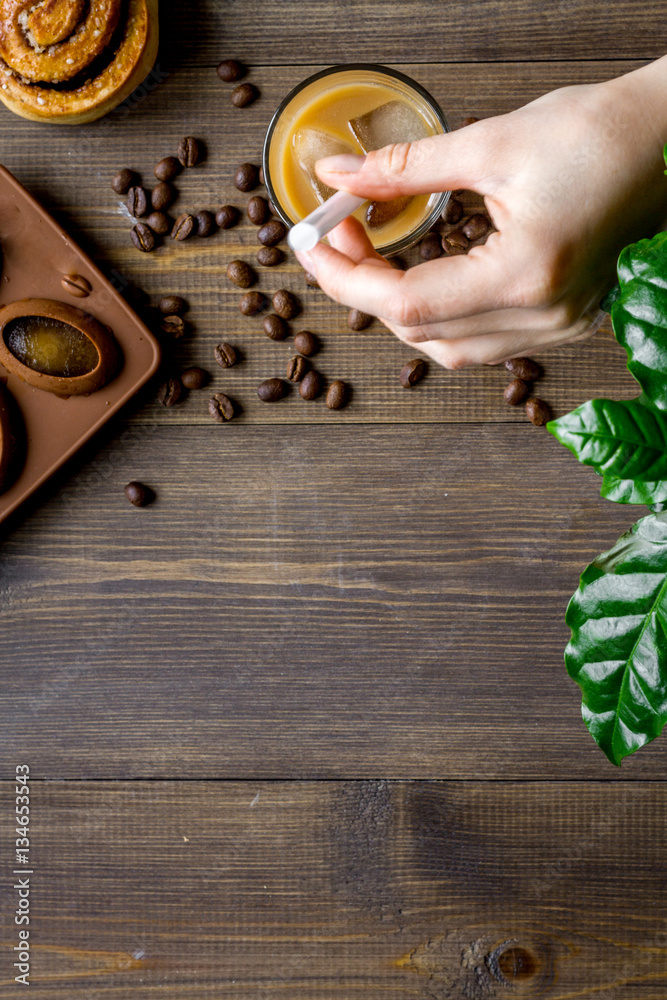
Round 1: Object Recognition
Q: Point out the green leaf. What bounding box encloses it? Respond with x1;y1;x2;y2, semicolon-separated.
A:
547;398;667;481
565;511;667;765
601;475;667;506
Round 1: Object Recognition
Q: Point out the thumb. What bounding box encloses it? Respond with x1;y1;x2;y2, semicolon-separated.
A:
315;126;494;200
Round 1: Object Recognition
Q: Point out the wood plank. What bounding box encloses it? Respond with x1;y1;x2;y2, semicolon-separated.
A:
161;1;667;63
1;422;665;779
0;63;645;425
1;780;666;996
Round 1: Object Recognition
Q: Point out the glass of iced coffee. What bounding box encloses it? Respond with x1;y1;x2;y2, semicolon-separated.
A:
263;64;449;256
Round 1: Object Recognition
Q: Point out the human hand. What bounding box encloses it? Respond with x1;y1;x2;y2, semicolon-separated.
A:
293;58;667;368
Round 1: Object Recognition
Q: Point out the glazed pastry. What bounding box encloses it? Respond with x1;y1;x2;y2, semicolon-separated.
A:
0;0;159;124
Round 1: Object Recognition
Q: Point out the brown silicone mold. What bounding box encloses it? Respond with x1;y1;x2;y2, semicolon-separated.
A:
0;164;161;525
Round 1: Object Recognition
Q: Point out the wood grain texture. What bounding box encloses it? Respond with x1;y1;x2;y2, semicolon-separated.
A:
1;423;665;779
0;780;666;996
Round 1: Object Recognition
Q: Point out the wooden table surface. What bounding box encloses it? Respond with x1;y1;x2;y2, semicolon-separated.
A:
1;2;667;996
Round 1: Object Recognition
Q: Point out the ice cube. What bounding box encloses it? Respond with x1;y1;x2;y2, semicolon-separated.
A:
349;100;430;152
292;128;355;204
366;195;413;230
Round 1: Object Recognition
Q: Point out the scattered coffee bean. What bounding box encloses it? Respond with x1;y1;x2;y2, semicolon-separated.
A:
247;195;269;225
231;82;258;107
208;392;235;422
400;358;427;388
160;314;186;338
127;185;148;217
462;214;490;241
268;200;278;215
259;166;265;185
442;196;463;225
525;396;552;426
216;205;240;229
444;228;469;253
326;380;348;410
130;222;156;252
217;59;245;82
257;378;286;402
154;156;181;182
181;366;209;390
273;289;300;320
299;370;323;400
157;376;182;406
125;481;154;507
286;355;309;382
61;273;91;297
235;162;260;192
214;342;238;368
505;357;542;381
227;259;256;288
293;330;318;356
348;308;373;331
145;211;171;235
262;314;289;341
195;210;217;237
178;136;201;167
258;219;286;246
151;181;175;211
239;290;266;315
460;116;479;127
304;272;320;288
504;378;530;406
419;233;442;260
158;295;187;315
257;246;284;267
112;167;138;194
171;213;196;241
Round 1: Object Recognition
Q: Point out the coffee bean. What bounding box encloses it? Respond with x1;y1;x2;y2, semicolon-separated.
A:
293;330;318;356
299;370;323;400
462;214;490;241
131;222;156;252
171;213;196;241
127;185;148;217
258;219;286;246
505;357;542;381
151;181;175;211
262;314;289;341
157;376;182;406
231;82;258;107
227;259;256;288
419;233;442;260
125;481;154;507
181;366;209;389
178;136;201;167
442;196;463;225
259;166;265;185
217;58;245;82
158;295;187;315
160;314;186;338
239;291;265;316
247;195;269;225
525;396;552;426
195;210;217;237
216;205;240;229
235;163;260;192
400;358;427;387
460;116;479;127
208;392;235;422
326;380;348;410
61;273;91;297
257;246;284;267
286;355;309;382
504;378;530;406
257;378;286;402
304;272;320;288
444;228;469;252
112;167;138;194
145;211;171;235
273;289;300;320
154;156;181;182
214;342;238;368
348;308;373;331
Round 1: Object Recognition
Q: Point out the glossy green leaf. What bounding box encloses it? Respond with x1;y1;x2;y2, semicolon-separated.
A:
565;511;667;765
547;398;667;481
601;475;667;506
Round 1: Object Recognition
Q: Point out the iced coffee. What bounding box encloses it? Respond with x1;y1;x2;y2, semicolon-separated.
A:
264;65;448;255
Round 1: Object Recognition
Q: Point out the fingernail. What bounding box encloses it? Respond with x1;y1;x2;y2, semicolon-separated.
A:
317;153;366;174
295;249;317;276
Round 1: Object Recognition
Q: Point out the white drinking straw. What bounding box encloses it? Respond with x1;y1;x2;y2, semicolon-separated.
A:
287;190;366;252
